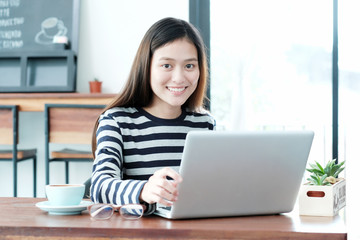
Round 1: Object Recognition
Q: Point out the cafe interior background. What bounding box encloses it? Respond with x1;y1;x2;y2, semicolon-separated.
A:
0;0;359;239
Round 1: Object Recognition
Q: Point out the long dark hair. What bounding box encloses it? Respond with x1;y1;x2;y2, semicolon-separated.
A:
92;17;209;156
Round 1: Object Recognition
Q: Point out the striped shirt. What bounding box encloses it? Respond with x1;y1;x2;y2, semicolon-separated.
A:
90;107;215;213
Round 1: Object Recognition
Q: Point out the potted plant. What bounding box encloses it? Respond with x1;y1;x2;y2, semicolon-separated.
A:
89;78;102;93
299;159;346;216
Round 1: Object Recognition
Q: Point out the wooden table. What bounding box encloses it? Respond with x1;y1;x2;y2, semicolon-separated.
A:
0;93;117;111
0;198;347;240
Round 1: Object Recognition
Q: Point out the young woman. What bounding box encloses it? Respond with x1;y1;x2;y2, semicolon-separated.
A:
90;17;215;215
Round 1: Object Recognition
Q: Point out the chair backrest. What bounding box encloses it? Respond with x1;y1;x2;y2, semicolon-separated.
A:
0;105;17;145
45;104;105;145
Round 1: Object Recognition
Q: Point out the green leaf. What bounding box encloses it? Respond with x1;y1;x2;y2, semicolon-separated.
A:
306;178;315;185
338;161;345;167
315;161;325;173
306;168;315;173
310;175;318;181
330;165;340;176
334;167;345;177
309;163;319;171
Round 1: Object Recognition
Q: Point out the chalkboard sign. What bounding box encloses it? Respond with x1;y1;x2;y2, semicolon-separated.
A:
0;0;80;92
0;0;80;53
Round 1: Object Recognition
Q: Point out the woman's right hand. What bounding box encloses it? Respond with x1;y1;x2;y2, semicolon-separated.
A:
139;167;183;206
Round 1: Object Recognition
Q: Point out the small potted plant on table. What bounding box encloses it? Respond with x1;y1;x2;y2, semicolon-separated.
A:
89;78;102;93
299;159;346;216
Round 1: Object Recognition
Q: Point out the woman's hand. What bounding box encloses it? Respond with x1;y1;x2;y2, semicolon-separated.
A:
140;167;183;206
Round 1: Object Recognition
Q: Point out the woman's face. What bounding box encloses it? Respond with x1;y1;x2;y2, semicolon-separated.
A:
148;38;199;116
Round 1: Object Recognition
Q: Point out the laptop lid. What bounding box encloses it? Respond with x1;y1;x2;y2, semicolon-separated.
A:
155;130;314;219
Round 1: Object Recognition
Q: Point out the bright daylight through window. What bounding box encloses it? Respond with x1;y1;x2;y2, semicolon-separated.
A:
213;0;333;161
210;1;360;238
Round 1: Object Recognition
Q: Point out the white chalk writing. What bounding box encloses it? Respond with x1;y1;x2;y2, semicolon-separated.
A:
0;0;23;49
0;0;8;7
0;8;10;17
0;39;23;49
0;0;20;7
0;17;24;27
0;30;21;39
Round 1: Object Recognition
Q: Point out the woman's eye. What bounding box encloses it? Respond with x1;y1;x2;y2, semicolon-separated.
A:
162;64;171;69
185;64;194;69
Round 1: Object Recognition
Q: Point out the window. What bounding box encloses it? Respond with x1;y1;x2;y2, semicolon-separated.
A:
209;1;359;237
338;1;360;238
211;0;333;162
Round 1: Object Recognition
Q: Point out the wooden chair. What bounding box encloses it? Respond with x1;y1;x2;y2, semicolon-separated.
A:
44;104;105;185
0;105;37;197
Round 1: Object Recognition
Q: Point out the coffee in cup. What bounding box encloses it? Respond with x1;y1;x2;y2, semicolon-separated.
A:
45;184;85;206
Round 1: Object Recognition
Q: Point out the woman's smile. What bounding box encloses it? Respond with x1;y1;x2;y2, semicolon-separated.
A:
167;86;187;94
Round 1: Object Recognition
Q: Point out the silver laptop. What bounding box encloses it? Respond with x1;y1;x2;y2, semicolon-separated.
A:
154;130;314;219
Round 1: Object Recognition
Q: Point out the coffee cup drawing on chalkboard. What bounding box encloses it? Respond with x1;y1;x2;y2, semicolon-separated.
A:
35;17;68;45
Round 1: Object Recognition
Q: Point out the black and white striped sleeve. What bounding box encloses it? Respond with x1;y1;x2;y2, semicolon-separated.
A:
90;111;147;207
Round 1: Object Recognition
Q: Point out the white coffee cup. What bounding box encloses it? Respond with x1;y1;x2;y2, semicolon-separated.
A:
45;184;85;206
41;17;64;38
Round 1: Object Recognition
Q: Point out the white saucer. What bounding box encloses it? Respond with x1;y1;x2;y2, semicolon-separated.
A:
36;200;93;215
34;28;67;45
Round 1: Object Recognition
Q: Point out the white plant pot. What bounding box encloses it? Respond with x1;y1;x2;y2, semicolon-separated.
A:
299;179;346;216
